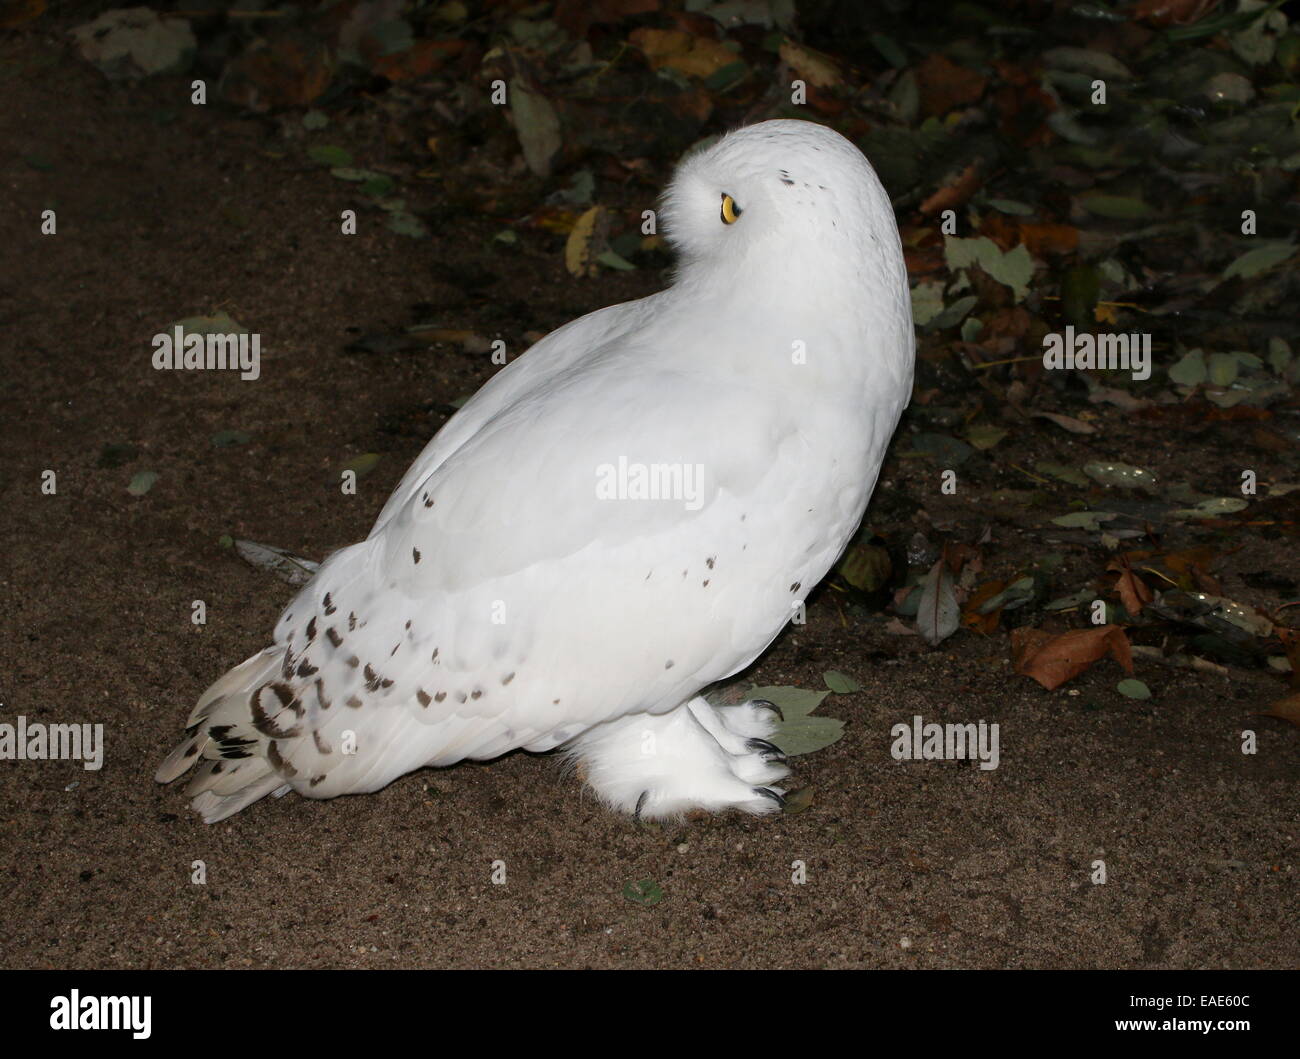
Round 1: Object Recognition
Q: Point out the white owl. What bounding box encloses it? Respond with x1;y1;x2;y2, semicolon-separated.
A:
157;118;915;823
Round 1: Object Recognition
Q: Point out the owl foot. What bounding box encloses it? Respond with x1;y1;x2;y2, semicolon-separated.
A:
569;696;790;822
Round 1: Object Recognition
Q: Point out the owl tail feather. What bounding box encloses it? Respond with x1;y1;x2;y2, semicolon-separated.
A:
155;645;293;823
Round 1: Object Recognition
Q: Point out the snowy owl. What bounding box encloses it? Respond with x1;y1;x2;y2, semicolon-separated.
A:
157;118;915;823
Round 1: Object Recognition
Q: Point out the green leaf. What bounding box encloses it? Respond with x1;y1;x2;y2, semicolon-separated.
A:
911;432;974;466
986;198;1034;215
1051;510;1117;530
966;423;1008;450
1222;242;1295;280
1171;497;1249;519
704;60;748;92
1116;678;1151;700
837;540;892;592
386;211;429;238
1207;352;1239;386
1168;349;1207;387
944;236;1033;300
343;453;381;478
770;714;845;756
623;879;664;906
824;671;860;694
1036;461;1089;487
127;470;158;496
1082;461;1158;492
307;145;353;167
596;249;636;271
747;685;829;719
1078;193;1154;220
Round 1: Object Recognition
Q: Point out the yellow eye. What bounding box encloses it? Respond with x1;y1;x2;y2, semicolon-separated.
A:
720;193;742;224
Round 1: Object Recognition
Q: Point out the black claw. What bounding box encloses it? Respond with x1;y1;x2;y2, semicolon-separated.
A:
754;786;786;808
746;738;788;762
749;699;784;723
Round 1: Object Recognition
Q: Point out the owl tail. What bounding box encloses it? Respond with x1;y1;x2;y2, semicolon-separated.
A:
155;645;292;823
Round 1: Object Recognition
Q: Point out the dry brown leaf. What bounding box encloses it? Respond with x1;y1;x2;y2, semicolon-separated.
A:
920;161;983;217
0;0;44;30
1275;628;1300;690
630;27;735;79
1258;692;1300;727
1109;558;1153;616
915;53;986;118
779;40;842;89
565;205;605;278
1011;624;1134;690
962;579;1005;635
1033;411;1096;435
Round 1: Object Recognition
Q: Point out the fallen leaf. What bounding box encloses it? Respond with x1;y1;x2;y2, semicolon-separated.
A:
1258;692;1300;727
916;558;960;646
1110;558;1154;615
1034;412;1096;435
632;27;737;80
778;39;841;88
565;205;605;278
509;79;561;177
1011;625;1134;690
915;53;986;117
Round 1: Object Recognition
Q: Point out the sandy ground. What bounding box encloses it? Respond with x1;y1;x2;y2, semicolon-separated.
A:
0;32;1295;970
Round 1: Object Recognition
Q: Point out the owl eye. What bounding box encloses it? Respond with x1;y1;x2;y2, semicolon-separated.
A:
720;193;742;225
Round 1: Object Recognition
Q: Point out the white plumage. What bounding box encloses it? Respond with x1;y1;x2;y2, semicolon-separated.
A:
156;118;914;823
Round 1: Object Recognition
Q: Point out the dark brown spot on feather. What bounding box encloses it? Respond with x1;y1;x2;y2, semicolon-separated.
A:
323;593;336;615
434;691;446;702
297;659;318;677
364;664;382;692
306;616;318;641
348;611;357;631
501;672;515;685
346;695;363;708
471;688;483;700
416;688;431;706
313;729;332;755
267;741;298;778
326;626;343;648
431;647;440;663
251;684;303;738
310;774;327;787
346;655;360;668
412;547;421;564
790;582;801;592
315;678;331;710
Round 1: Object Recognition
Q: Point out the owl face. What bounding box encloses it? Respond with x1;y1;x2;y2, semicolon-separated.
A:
660;119;886;274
